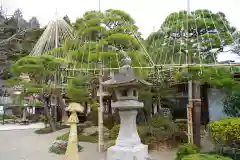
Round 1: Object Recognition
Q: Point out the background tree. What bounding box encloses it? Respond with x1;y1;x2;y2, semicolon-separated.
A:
0;10;43;79
13;9;23;20
13;9;28;30
232;31;240;55
29;17;40;29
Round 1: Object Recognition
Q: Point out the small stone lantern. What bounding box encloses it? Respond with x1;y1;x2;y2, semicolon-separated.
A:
102;57;152;160
65;102;84;160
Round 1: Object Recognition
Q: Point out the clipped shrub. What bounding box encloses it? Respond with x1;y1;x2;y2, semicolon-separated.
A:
151;116;174;129
175;119;188;132
208;118;240;145
174;131;188;144
56;129;97;143
110;124;150;141
49;140;83;155
49;140;68;154
149;115;187;149
110;124;120;140
87;103;98;126
204;150;240;160
38;115;47;123
176;143;199;160
138;125;151;140
56;132;69;141
35;127;53;134
182;154;232;160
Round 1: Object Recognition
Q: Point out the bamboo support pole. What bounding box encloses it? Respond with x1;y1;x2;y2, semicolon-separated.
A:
64;63;240;72
187;104;194;143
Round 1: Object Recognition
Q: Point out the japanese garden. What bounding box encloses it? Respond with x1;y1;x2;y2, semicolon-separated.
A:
0;1;239;160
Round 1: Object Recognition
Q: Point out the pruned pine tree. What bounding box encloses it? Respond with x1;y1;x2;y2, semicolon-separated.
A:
146;9;236;147
61;10;149;102
9;55;65;131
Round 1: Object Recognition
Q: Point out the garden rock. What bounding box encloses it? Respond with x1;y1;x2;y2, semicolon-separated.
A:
49;140;82;154
84;121;93;126
52;140;68;147
82;126;110;137
77;121;93;127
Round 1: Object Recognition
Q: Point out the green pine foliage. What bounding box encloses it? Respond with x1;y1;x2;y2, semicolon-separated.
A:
146;9;235;65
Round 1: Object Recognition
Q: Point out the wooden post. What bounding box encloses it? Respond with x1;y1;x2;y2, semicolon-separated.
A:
188;78;194;144
98;61;104;152
192;80;201;148
187;104;193;144
65;103;84;160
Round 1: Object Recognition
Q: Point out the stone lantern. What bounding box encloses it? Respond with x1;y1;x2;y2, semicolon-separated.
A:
65;102;84;160
102;57;152;160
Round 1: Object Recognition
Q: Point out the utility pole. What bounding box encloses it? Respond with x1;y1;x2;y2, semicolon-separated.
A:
98;0;104;152
186;0;194;144
53;9;58;124
187;0;201;148
98;60;104;152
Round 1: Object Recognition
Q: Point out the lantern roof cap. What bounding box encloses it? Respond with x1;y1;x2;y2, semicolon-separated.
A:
102;57;152;87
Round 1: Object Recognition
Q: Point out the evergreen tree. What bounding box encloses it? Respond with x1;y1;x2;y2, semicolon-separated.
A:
232;31;240;55
146;10;235;64
10;55;65;131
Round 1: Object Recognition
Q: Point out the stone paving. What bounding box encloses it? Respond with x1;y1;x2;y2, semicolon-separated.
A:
0;128;176;160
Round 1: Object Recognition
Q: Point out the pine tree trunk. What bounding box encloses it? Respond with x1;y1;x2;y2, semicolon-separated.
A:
55;89;67;124
45;105;56;132
41;95;56;132
192;80;201;148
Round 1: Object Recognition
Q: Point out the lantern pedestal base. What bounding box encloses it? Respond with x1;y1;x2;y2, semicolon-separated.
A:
107;143;148;160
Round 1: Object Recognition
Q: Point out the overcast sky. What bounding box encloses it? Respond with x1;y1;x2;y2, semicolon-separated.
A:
3;0;240;38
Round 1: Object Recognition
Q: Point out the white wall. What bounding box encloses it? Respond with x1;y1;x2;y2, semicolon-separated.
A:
0;106;3;115
207;88;229;121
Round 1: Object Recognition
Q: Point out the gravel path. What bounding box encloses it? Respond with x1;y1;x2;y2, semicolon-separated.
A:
0;129;175;160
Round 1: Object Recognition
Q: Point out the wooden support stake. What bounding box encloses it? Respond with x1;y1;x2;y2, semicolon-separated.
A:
187;104;194;144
